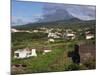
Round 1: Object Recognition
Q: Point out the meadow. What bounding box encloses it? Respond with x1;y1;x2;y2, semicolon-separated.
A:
11;31;95;74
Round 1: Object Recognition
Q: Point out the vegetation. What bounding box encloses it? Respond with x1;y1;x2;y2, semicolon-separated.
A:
12;20;95;30
11;19;96;74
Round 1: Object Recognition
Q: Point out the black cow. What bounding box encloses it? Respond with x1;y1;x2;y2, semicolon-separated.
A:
68;44;80;64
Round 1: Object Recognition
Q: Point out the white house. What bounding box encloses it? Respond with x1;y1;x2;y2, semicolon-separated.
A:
86;34;94;40
11;28;31;33
48;32;60;38
48;38;55;43
33;30;39;33
11;28;20;33
66;33;75;40
14;48;37;59
85;31;94;40
48;33;55;38
25;30;31;33
43;49;52;55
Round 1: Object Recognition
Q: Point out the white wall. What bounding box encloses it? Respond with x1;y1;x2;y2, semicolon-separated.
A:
14;49;37;58
15;50;28;58
29;49;37;57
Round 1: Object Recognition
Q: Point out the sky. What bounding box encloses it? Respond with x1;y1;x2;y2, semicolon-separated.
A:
12;0;96;26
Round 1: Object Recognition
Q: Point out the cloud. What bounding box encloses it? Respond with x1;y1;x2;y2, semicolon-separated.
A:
11;16;33;26
12;13;43;26
42;3;96;20
12;3;96;26
66;5;96;20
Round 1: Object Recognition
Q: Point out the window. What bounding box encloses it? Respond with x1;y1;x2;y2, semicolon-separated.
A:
15;53;19;57
27;52;32;55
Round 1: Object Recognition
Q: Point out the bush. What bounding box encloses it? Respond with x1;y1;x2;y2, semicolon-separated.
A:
65;63;80;71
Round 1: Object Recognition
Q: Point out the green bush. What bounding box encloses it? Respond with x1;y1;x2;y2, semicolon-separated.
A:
65;63;80;71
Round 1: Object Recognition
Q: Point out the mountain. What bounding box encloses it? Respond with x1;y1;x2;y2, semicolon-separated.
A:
12;17;95;30
38;8;74;23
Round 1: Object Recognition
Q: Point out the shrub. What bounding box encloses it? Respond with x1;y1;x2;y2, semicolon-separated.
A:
65;63;80;71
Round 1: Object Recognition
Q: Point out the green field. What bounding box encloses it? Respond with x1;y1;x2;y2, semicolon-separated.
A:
11;19;96;74
11;31;95;74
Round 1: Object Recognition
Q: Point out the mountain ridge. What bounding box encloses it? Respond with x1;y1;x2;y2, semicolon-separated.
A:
12;18;96;30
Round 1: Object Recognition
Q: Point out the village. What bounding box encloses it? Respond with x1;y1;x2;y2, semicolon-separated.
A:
11;27;95;59
11;25;96;75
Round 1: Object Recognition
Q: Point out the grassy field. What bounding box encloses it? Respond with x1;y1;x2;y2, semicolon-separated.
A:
11;32;75;74
11;32;96;74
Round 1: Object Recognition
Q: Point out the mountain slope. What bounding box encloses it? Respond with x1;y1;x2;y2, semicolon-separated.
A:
12;18;95;30
38;8;74;23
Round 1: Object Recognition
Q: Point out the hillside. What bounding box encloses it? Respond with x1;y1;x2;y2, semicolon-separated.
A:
12;18;96;30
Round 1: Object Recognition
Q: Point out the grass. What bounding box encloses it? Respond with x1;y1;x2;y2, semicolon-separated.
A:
11;32;96;74
12;39;76;74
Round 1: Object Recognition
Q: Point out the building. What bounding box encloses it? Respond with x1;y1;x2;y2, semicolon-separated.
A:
14;48;37;59
67;33;75;40
33;30;39;33
63;33;75;40
11;28;31;33
86;34;94;40
11;28;20;33
48;38;55;42
48;32;60;38
43;47;52;55
85;31;94;40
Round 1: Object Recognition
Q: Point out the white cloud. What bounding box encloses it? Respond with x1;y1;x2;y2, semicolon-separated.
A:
42;4;96;20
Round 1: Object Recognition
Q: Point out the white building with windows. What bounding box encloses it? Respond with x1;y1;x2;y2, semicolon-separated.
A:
14;48;37;59
48;32;60;38
86;34;94;40
63;33;76;40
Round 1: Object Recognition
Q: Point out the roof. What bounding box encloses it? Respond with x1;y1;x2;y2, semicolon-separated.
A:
15;48;35;52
